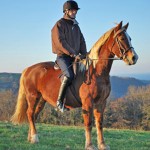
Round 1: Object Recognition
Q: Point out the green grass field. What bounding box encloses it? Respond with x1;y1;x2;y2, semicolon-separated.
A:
0;122;149;150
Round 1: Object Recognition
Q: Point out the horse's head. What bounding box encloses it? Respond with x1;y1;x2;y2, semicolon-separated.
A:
111;21;138;65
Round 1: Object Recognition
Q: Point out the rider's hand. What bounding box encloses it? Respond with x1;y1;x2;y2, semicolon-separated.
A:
70;54;86;61
75;54;86;61
70;53;77;58
75;55;81;62
79;54;86;60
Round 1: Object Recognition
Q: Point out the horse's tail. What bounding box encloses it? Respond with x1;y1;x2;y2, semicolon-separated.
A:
11;69;28;124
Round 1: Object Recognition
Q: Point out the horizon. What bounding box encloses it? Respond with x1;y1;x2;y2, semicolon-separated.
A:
0;71;150;81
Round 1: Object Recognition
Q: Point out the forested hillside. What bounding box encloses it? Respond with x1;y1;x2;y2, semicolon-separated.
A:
0;73;20;93
0;73;150;130
0;73;149;98
110;76;150;98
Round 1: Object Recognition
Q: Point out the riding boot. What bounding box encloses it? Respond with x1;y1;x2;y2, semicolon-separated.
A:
56;76;71;112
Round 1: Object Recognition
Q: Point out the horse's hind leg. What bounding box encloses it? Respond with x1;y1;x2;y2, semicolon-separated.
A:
26;93;40;143
34;97;46;121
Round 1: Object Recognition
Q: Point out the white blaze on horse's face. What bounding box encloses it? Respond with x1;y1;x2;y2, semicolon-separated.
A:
123;31;138;65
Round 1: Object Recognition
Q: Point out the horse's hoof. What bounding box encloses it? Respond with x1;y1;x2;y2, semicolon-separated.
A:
99;144;110;150
30;134;39;144
85;145;98;150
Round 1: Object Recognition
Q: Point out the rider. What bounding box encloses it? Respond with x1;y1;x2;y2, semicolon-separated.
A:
51;0;87;112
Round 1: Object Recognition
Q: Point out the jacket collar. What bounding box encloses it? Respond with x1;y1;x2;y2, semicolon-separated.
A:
63;15;79;25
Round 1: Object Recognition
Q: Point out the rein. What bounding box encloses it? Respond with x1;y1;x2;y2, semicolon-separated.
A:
89;57;121;61
58;56;121;84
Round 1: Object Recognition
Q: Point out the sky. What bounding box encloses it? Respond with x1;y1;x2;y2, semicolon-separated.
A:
0;0;150;80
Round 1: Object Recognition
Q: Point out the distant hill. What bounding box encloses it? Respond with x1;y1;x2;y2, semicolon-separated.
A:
0;73;20;93
110;76;150;98
0;73;150;98
127;73;150;80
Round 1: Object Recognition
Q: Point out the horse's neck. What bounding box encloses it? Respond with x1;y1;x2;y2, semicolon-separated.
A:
95;42;114;76
88;28;115;76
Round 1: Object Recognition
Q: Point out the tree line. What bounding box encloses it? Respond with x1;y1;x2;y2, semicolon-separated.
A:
0;85;149;130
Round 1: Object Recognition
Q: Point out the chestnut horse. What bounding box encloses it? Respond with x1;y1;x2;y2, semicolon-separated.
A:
11;21;138;150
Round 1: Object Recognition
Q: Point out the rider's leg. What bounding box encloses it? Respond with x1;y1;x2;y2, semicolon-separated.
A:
56;75;71;112
56;55;74;112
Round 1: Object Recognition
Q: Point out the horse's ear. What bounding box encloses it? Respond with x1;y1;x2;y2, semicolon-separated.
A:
115;21;122;31
123;22;129;30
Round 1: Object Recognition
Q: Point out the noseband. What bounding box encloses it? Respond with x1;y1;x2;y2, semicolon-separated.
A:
113;28;134;60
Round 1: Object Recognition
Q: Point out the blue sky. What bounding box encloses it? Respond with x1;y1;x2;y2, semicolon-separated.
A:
0;0;150;79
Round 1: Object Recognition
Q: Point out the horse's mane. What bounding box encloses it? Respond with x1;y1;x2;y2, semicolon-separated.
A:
78;26;115;72
88;27;115;68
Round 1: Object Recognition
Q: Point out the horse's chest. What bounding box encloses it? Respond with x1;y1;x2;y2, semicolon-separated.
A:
91;77;111;99
80;77;110;99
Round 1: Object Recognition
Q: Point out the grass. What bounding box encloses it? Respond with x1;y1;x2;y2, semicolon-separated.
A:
0;121;149;150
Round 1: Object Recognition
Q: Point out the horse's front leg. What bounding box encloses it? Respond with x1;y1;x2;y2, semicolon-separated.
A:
93;104;110;150
82;106;98;150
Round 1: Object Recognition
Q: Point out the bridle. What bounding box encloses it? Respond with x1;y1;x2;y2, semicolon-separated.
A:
83;28;135;85
112;28;134;60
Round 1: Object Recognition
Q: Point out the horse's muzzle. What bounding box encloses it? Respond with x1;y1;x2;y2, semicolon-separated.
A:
124;50;138;65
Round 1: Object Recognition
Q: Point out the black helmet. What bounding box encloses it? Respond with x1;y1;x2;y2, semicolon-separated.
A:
63;1;80;13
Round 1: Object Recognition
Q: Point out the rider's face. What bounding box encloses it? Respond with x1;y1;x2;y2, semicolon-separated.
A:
67;9;78;19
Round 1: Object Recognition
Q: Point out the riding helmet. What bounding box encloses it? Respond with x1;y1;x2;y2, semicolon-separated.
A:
63;1;80;12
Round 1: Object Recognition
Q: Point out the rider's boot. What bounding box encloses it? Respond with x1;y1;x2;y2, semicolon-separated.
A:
56;76;71;113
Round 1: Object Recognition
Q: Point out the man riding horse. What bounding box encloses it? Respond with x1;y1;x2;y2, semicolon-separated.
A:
51;0;87;112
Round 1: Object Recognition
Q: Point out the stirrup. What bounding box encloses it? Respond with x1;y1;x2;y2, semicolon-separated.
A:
56;101;69;113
